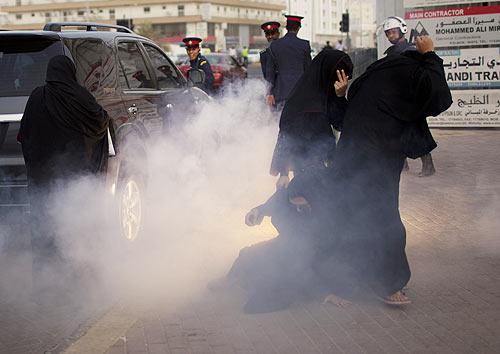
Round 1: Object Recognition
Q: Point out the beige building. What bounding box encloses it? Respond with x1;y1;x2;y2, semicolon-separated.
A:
348;0;376;48
0;0;286;49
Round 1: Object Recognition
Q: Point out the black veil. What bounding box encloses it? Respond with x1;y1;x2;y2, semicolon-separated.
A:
279;50;353;132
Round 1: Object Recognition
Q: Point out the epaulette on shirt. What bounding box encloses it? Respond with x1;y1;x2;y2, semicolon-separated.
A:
199;56;208;65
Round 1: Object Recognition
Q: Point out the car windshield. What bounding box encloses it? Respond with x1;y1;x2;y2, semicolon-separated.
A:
0;36;63;97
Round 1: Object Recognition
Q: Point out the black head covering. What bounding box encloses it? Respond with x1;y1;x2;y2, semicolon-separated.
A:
43;55;108;142
279;50;353;131
19;55;109;182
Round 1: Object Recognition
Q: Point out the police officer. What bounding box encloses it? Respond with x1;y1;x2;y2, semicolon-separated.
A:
265;15;312;108
383;16;436;176
259;21;281;80
182;37;215;94
383;16;415;56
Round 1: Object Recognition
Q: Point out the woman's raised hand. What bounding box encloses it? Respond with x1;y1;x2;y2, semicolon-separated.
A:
334;69;349;97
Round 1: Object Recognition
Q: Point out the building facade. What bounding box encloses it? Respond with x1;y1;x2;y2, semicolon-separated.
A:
0;0;286;49
285;0;343;47
348;0;376;48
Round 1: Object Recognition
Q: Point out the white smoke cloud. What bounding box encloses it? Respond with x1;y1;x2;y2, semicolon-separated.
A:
20;79;283;306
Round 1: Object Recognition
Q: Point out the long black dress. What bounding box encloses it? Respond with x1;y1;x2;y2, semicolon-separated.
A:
225;51;354;313
19;55;109;300
270;49;353;176
323;51;452;297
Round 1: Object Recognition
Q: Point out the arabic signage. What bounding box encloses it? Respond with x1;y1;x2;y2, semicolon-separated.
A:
428;90;500;127
404;0;485;9
438;48;500;89
404;5;500;47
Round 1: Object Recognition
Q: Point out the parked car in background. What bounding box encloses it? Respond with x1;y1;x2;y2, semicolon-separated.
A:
247;49;261;64
0;22;209;242
177;53;247;90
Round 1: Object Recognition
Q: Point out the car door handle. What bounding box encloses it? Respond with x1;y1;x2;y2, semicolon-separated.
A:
128;104;138;115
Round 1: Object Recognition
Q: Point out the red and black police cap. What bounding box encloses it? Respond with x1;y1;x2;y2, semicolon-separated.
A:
261;21;281;33
182;37;202;47
284;14;304;26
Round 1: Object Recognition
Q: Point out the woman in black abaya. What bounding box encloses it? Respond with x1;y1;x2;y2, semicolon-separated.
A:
211;50;354;313
270;49;353;189
18;55;110;301
322;36;452;305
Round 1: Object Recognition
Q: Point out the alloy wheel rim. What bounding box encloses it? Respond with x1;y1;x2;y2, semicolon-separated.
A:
120;179;142;241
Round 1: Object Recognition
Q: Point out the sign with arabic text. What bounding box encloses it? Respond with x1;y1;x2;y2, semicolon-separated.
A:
428;90;500;127
404;5;500;47
438;48;500;89
404;0;485;9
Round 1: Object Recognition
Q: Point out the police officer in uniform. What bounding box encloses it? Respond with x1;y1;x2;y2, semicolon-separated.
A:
383;16;415;56
182;37;215;94
265;15;312;108
259;21;281;80
383;16;436;176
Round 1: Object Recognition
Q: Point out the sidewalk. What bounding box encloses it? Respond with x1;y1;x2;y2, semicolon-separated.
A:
61;129;500;354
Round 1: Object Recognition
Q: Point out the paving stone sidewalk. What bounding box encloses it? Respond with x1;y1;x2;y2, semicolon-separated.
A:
97;129;500;354
2;129;499;354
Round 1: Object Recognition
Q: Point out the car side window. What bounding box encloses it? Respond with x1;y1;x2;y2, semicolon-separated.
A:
143;44;182;89
63;38;117;99
117;41;154;90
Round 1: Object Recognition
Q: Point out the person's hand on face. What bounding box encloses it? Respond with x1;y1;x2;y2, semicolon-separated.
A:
415;36;434;54
245;207;264;226
334;69;349;97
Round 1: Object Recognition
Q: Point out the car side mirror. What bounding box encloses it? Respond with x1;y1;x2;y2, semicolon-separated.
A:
187;68;205;86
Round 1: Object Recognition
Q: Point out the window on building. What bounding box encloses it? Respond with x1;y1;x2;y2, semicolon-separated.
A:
207;23;215;36
178;5;184;16
117;42;154;90
99;9;103;13
162;6;166;10
16;0;21;6
16;14;22;20
152;23;186;37
144;7;150;13
31;13;35;17
77;10;84;16
109;9;115;19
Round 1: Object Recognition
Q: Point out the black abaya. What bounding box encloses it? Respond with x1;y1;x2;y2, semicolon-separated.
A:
18;55;110;302
326;51;452;297
19;55;109;185
270;50;353;176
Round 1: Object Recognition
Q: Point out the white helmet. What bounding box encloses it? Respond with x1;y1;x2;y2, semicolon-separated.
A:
383;16;408;34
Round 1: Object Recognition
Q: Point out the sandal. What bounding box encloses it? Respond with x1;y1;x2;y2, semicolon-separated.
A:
380;291;411;306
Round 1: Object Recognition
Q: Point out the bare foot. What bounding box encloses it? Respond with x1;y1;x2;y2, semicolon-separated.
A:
382;291;411;306
323;293;352;308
